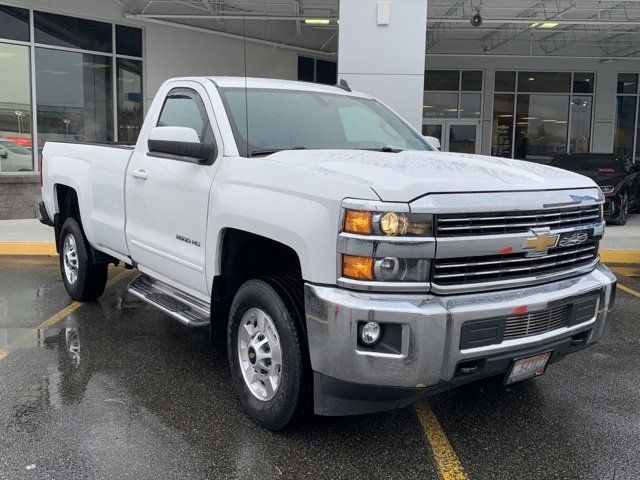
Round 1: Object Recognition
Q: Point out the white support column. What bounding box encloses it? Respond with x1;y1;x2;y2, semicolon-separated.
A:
338;0;428;130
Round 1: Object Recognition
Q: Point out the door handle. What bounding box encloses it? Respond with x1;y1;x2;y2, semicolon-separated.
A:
131;169;148;180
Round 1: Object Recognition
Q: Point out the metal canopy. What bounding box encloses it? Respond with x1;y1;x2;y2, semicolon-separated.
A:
123;0;640;58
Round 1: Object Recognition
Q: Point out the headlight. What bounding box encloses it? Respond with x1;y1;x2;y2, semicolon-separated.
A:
343;209;432;237
342;254;429;282
600;185;614;194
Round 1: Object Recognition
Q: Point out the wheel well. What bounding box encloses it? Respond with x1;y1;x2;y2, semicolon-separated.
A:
53;185;80;252
53;184;115;264
211;229;303;329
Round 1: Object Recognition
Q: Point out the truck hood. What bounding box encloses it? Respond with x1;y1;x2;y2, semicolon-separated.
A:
266;150;597;202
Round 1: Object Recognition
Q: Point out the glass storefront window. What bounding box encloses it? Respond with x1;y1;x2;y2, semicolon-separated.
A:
570;96;592;154
491;94;514;158
518;72;571;93
425;70;460;91
34;11;112;53
613;96;637;155
423;92;458;118
461;71;482;91
460;93;481;118
0;5;30;42
35;48;113;145
495;71;516;92
514;94;569;163
117;59;143;143
492;71;594;159
423;70;483;120
573;73;594;94
0;43;33;172
116;25;143;58
617;73;638;95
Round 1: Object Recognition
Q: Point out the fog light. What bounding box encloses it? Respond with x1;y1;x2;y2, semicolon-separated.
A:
360;321;382;346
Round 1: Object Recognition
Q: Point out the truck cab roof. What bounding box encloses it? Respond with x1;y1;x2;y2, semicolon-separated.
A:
206;76;371;98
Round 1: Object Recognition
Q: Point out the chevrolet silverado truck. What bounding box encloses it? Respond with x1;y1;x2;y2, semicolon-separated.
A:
40;77;617;430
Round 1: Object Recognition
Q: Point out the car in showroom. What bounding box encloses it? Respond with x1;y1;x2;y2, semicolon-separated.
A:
550;153;640;225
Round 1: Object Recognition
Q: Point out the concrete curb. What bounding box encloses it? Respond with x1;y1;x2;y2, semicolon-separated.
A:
1;242;639;264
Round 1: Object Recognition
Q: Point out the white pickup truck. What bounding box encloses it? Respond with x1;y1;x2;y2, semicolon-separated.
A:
40;77;617;430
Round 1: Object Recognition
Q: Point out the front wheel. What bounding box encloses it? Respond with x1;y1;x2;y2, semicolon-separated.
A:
610;192;629;226
59;217;108;301
227;277;307;430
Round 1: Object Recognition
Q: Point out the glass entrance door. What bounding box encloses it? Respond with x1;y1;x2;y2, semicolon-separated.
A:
423;120;480;154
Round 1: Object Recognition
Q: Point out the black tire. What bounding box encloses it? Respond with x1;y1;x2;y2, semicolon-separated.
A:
610;192;629;226
59;217;108;301
227;277;307;430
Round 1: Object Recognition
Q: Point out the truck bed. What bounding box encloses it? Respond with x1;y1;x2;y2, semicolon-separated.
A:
41;140;135;262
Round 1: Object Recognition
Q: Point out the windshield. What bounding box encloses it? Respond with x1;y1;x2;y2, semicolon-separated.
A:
0;141;31;155
552;154;625;173
218;87;431;157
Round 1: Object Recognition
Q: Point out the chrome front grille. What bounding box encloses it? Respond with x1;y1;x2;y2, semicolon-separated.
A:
433;241;599;287
436;205;601;237
503;305;568;340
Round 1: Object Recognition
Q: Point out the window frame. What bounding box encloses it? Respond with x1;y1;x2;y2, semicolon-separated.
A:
0;4;145;173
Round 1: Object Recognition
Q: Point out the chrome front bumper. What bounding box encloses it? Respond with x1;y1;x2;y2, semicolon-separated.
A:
305;264;616;395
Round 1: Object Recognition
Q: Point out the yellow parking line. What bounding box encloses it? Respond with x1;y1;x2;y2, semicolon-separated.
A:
0;242;57;256
600;250;640;264
415;401;469;480
619;284;640;298
1;269;132;361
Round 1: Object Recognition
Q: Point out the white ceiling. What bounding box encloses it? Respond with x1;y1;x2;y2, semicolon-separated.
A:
122;0;640;58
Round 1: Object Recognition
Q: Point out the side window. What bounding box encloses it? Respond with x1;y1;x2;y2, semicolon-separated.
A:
157;88;214;143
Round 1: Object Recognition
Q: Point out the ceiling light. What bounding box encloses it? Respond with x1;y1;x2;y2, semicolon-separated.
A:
0;52;16;58
522;116;537;120
528;77;535;81
498;114;513;118
305;18;330;25
539;22;559;28
530;22;540;28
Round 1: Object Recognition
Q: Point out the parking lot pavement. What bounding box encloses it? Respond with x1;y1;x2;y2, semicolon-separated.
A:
0;257;639;480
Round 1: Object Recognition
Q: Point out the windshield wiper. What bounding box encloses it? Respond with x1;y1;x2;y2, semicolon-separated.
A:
360;146;403;153
249;146;307;157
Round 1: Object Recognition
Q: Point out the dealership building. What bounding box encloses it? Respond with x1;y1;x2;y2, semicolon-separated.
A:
1;0;639;219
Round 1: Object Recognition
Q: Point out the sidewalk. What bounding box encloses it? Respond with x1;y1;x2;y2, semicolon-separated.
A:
0;217;639;261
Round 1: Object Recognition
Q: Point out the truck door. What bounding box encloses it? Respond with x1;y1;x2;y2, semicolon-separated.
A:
125;81;221;298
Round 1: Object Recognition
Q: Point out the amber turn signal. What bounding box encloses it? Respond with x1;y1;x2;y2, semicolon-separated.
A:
342;254;374;280
344;210;372;234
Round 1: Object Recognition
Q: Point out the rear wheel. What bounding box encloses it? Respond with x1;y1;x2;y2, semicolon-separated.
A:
59;217;108;301
227;277;307;430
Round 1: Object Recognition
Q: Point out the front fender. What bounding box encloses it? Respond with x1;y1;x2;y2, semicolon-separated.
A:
205;182;340;288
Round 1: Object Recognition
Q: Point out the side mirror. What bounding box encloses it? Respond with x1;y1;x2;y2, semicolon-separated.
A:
423;135;441;150
0;150;7;159
147;126;217;164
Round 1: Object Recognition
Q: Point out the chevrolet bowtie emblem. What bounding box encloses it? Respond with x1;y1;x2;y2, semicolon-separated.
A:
523;230;558;255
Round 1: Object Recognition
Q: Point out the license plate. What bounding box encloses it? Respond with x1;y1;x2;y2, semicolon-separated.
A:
505;351;552;385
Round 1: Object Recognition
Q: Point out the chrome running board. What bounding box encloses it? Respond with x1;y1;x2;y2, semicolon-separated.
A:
127;274;210;327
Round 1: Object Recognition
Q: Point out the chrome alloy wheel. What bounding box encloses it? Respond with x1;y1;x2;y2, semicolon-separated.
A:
237;308;283;401
62;233;79;285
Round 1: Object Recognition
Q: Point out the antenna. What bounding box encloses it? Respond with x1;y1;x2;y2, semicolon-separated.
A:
337;79;351;92
243;15;249;157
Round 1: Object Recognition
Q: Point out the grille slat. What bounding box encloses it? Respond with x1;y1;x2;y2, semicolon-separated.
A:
433;241;599;286
436;206;600;237
503;305;569;340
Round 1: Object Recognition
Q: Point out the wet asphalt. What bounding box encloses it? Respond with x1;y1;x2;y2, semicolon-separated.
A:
0;256;639;480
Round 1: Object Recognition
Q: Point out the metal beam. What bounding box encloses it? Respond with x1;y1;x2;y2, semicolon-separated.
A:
125;13;337;56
